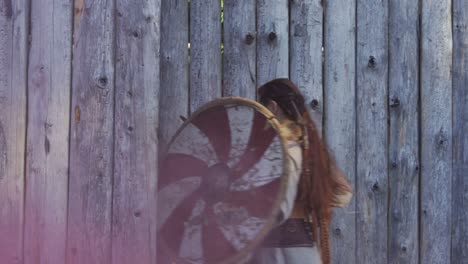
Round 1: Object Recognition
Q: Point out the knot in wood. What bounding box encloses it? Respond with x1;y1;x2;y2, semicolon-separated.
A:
390;96;400;108
333;228;342;236
372;182;380;192
245;33;254;45
268;31;277;42
98;76;108;88
368;56;376;68
454;24;465;31
310;99;319;109
401;245;407;252
438;134;446;145
436;131;448;149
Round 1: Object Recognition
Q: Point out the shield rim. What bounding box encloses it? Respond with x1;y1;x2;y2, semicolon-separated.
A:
158;96;293;264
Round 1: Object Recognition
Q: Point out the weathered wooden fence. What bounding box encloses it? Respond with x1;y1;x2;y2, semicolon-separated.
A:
0;0;466;263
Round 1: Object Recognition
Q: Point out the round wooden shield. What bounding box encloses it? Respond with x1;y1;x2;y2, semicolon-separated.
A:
157;97;291;264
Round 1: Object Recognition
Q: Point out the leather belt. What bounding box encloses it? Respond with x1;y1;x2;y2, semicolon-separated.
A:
261;218;315;248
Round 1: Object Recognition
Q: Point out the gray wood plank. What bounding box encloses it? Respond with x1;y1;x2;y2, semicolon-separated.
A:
420;1;453;263
290;0;323;133
23;0;73;264
452;1;468;262
160;0;189;152
189;0;222;112
356;0;389;263
257;0;289;86
112;1;160;264
66;0;115;263
0;0;28;263
223;0;256;98
323;1;356;263
388;1;420;263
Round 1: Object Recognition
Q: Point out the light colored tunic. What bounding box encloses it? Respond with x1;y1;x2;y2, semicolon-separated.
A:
251;140;323;264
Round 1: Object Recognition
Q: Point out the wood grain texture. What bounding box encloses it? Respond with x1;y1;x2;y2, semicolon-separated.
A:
420;1;453;263
256;0;289;86
159;0;189;152
452;1;468;262
24;0;73;264
323;1;356;263
356;1;389;263
189;0;222;112
388;0;420;263
0;0;28;263
223;0;256;99
290;0;323;133
112;1;160;263
66;0;115;263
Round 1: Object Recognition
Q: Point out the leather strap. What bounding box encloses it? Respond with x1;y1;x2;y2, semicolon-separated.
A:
261;218;315;248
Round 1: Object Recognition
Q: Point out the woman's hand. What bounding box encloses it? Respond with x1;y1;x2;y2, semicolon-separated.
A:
330;166;353;208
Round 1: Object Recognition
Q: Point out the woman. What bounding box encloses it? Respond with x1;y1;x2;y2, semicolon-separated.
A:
251;78;352;264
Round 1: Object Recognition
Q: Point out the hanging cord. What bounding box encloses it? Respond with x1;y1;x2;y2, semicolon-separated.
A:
319;214;331;264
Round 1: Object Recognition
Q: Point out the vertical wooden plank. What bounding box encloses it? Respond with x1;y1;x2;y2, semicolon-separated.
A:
356;0;389;263
23;0;73;263
257;0;289;86
112;1;160;264
452;1;468;261
388;1;419;263
0;0;28;263
66;0;115;263
189;0;221;112
323;1;356;263
223;0;256;98
420;1;452;263
160;0;189;152
290;0;323;133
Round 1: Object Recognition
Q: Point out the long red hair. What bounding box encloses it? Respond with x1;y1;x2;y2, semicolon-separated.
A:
259;78;351;264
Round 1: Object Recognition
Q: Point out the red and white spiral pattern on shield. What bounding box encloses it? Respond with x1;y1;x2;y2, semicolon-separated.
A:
157;104;285;264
